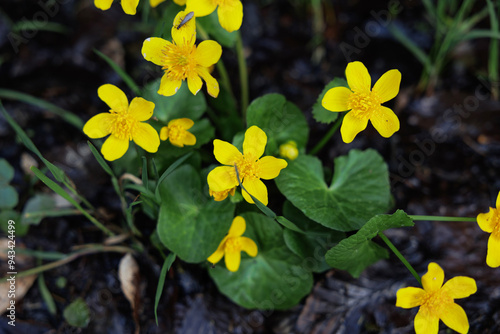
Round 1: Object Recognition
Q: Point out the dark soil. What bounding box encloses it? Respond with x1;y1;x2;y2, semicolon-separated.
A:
1;0;500;333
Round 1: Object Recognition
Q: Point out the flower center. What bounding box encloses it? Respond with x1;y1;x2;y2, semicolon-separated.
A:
167;124;184;142
235;155;260;182
492;209;500;237
110;110;137;141
225;237;241;253
347;91;381;118
421;290;452;314
161;41;197;81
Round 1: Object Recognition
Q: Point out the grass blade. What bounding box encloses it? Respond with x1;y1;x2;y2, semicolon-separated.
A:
87;141;115;176
387;24;431;69
154;152;193;201
38;270;57;315
94;49;141;96
487;0;499;100
155;253;176;325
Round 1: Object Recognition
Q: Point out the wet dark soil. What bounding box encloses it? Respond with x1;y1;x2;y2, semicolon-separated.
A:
1;0;500;333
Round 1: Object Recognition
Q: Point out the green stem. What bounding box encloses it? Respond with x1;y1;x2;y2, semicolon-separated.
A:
378;232;422;286
236;31;249;120
410;215;476;222
309;113;344;155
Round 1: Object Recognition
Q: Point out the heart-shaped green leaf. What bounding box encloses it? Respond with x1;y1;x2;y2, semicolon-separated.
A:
275;149;390;231
246;94;309;154
157;164;235;263
209;212;313;310
325;210;414;277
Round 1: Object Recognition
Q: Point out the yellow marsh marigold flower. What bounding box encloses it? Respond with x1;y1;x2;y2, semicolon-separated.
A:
209;186;236;201
94;0;139;15
186;0;243;32
150;0;185;8
279;140;298;160
207;216;257;272
83;84;160;161
477;190;500;267
207;126;288;206
160;118;196;147
141;11;221;98
396;262;477;334
322;61;401;143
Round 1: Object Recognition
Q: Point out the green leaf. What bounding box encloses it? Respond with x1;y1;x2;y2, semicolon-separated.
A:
154;152;193;202
157;164;235;263
209;212;313;310
312;78;348;124
197;11;237;48
21;194;57;225
142;78;207;122
0;186;18;210
246;94;309;154
0;159;15;184
325;210;414;277
0;211;25;236
275;149;391;231
63;298;90;328
155;253;176;325
282;201;345;273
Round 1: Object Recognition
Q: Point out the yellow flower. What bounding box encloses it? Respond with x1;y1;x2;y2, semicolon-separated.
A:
207;216;257;272
150;0;184;7
209;186;236;201
396;262;477;334
186;0;243;32
94;0;139;15
160;118;196;147
322;61;401;143
141;11;222;98
207;126;288;206
477;190;500;267
279;140;298;160
83;84;160;161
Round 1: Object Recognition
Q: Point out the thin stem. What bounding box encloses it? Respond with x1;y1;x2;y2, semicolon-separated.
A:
309;113;344;156
410;215;476;222
236;31;249;120
378;232;422;286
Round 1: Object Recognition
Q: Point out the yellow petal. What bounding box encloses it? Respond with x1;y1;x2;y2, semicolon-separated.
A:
187;73;203;95
197;67;219;98
346;61;371;93
240;237;258;257
225;250;241;272
128;97;155;121
195;40;222;67
182;131;196;146
372;69;401;103
228;216;246;237
322;86;352;112
142;37;170;67
159;126;169;141
395;287;426;309
158;74;183;96
340;111;369;143
496;190;500;208
439;303;469;334
101;135;129;161
243;126;267;159
169;118;194;130
83;113;113;139
414;307;439;334
207;236;228;264
258;156;287;180
370;106;400;138
186;0;217;17
213;139;242;165
217;0;243;32
173;0;186;5
207;166;238;192
242;178;268;205
442;276;477;299
94;0;113;10
422;262;444;293
171;11;196;46
150;0;166;8
132;123;160;153
98;84;128;113
487;233;500;268
121;0;139;14
477;208;496;233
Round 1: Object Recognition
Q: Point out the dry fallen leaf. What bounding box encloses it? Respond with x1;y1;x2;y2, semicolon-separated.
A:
118;253;141;334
